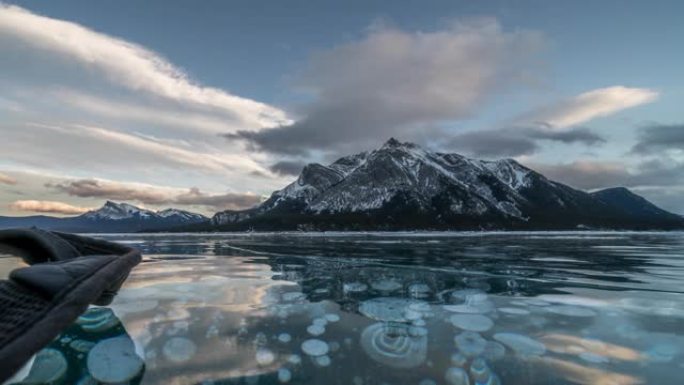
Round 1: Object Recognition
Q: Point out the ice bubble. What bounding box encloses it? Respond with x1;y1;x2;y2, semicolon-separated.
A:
256;348;276;366
493;333;546;356
579;352;609;364
444;367;470;385
413;319;427;327
449;314;494;332
313;317;328;327
450;353;467;367
498;307;530;315
288;354;302;365
22;349;67;384
452;289;488;302
469;357;500;385
162;337;197;363
325;313;341;322
454;331;487;357
77;307;120;332
278;333;292;343
307;324;326;336
314;354;331;367
359;297;428;322
88;337;144;383
361;322;427;368
371;279;402;292
206;324;219;339
278;368;292;383
352;376;363;385
343;282;368;293
546;305;597;317
301;339;329;356
482;341;506;361
408;283;431;298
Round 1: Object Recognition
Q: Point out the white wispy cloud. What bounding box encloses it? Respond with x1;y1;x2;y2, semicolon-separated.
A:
0;3;288;129
519;86;658;129
9;200;93;215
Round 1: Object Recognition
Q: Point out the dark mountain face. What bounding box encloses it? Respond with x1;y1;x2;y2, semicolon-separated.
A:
213;139;684;231
0;201;208;233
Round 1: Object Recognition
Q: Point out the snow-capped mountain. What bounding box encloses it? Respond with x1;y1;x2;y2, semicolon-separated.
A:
212;138;684;231
0;201;208;232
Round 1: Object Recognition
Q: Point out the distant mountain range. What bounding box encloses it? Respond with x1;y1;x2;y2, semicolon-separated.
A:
211;138;684;231
0;201;207;232
2;139;682;233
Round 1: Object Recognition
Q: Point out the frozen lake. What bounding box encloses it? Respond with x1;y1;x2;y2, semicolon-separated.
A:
6;231;684;384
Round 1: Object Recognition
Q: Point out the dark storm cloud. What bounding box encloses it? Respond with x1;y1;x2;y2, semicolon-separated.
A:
227;19;544;156
631;123;684;153
449;126;605;157
269;161;306;176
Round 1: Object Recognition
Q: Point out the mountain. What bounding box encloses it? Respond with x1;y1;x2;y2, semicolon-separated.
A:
212;138;684;231
0;201;208;232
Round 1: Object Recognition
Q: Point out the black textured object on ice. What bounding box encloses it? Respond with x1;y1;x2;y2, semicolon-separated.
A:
0;228;141;382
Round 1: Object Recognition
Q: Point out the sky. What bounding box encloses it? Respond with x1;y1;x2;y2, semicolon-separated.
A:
0;0;683;216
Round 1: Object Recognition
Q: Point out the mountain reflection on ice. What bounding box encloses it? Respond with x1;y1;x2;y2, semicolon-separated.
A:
8;231;684;384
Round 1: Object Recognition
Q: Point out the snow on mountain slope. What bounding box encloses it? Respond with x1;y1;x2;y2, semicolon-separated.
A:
212;138;684;230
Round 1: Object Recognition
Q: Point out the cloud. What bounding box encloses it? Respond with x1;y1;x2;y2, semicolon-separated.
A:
0;172;16;185
519;86;658;129
447;86;656;158
174;188;263;210
450;126;605;157
228;18;545;155
631;123;684;154
531;161;631;189
0;4;287;129
269;161;306;176
48;178;262;210
9;200;92;215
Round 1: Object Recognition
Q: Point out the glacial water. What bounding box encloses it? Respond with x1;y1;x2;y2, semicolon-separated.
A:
5;231;684;385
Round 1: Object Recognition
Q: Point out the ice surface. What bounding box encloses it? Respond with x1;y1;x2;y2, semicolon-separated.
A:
87;337;143;383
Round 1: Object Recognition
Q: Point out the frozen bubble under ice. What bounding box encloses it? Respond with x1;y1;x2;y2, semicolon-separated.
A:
288;354;302;365
23;349;67;384
301;339;329;356
314;354;331;367
256;348;276;366
88;337;143;383
454;331;487;357
278;368;292;383
482;341;506;361
324;313;340;322
493;333;546;356
278;333;292;343
449;314;494;332
162;337;197;363
307;324;326;336
343;282;368;293
361;322;427;368
444;367;470;385
370;279;402;292
359;297;428;322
